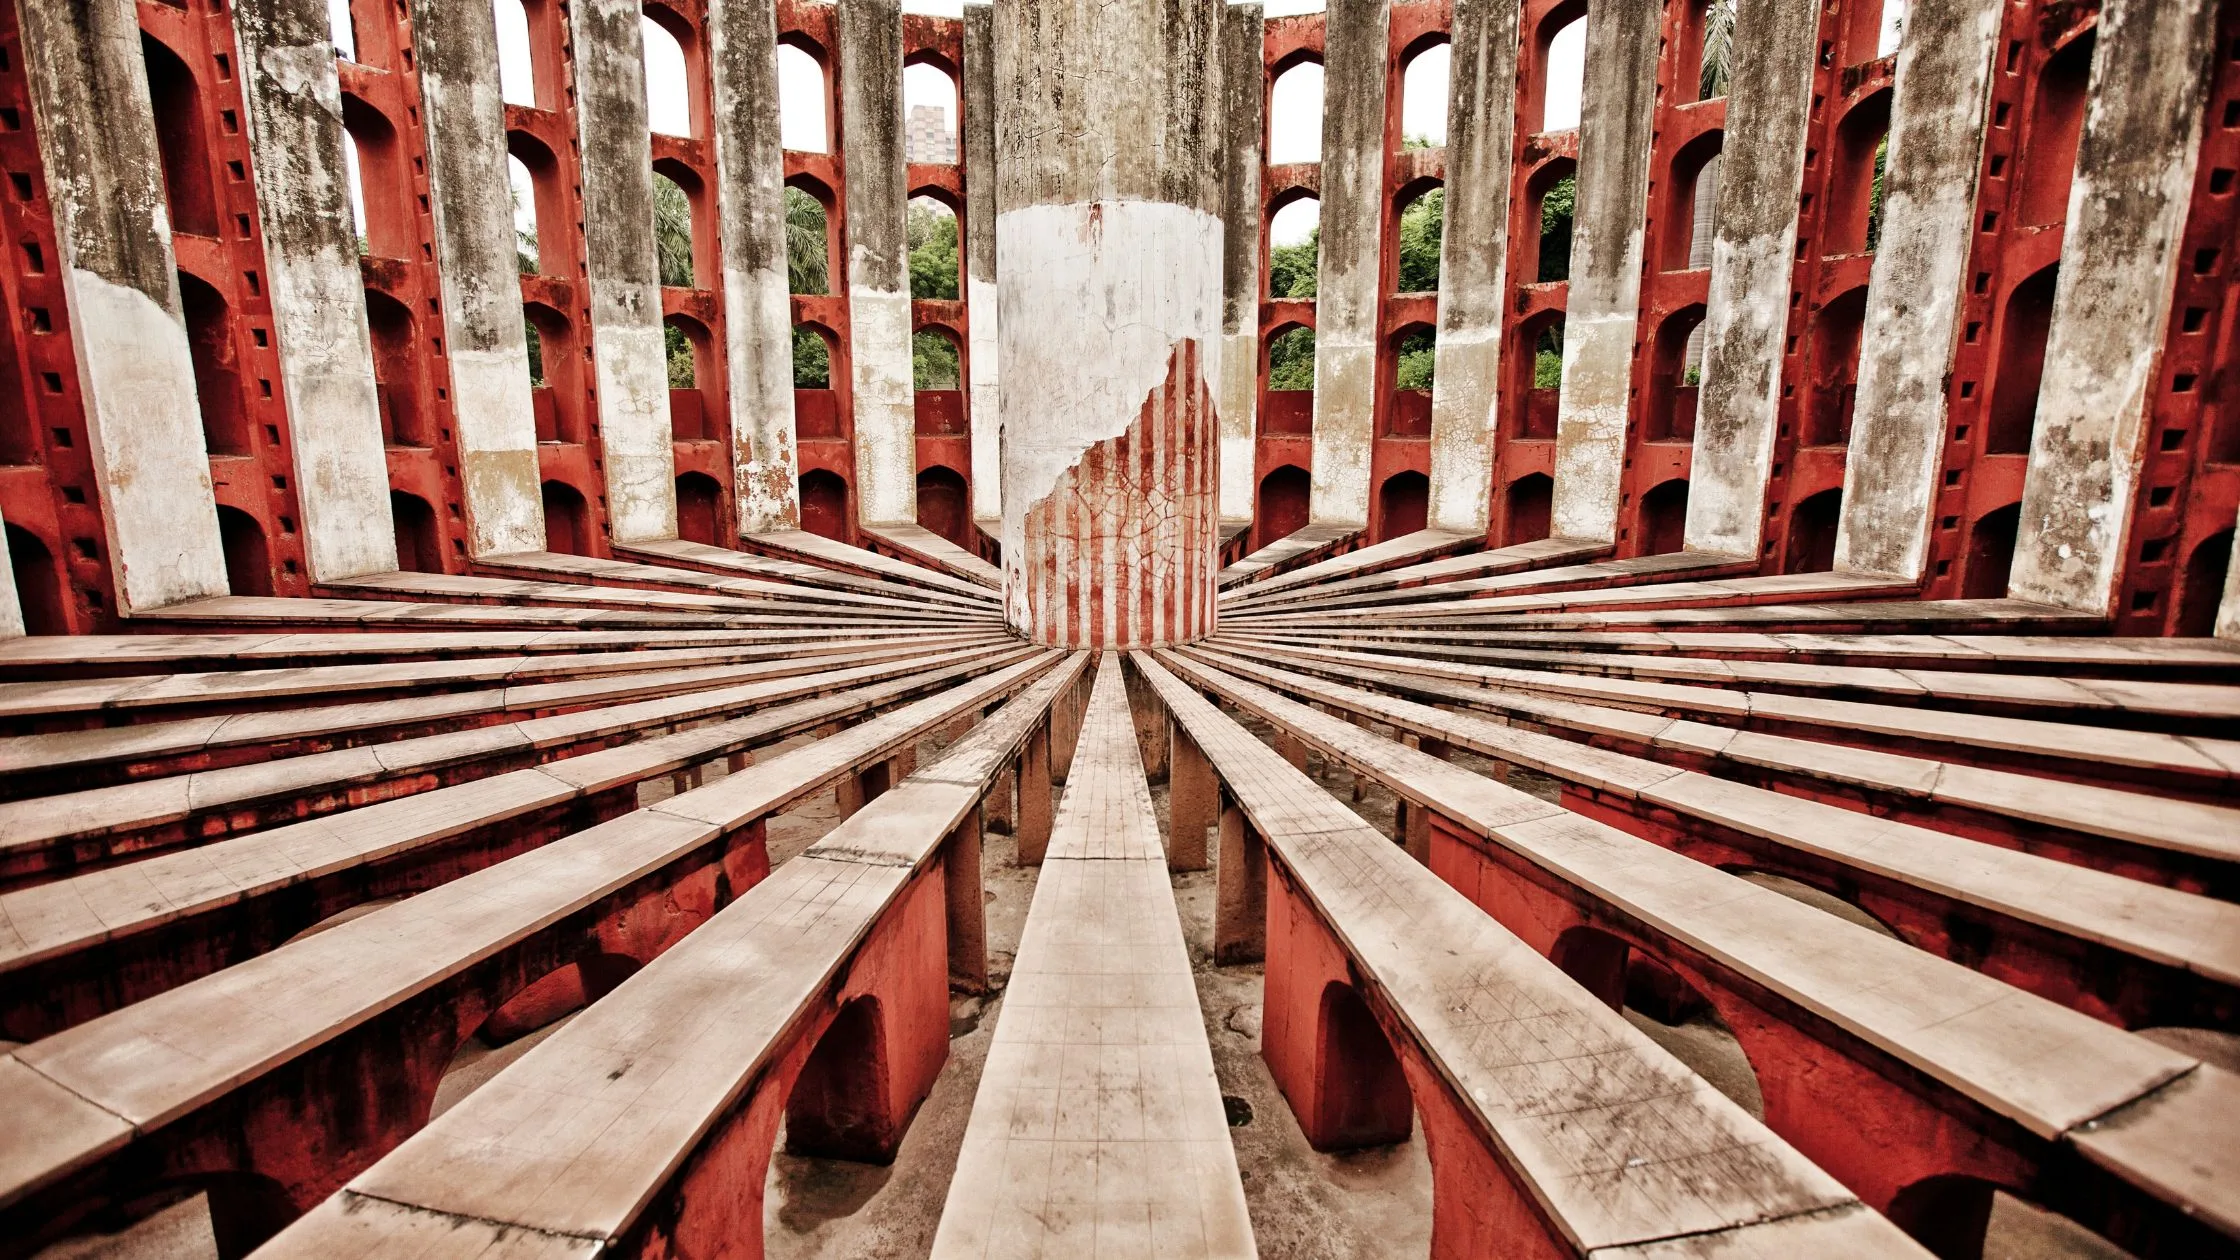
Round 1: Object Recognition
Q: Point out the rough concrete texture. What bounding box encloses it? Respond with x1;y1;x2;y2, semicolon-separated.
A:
1307;0;1389;529
1547;0;1662;544
1682;0;1821;559
1218;3;1266;527
712;0;803;535
2009;0;2221;615
1834;0;2002;580
994;0;1223;646
18;0;229;612
841;0;918;528
1425;0;1520;536
233;0;400;583
964;3;1002;527
573;0;679;545
409;0;547;558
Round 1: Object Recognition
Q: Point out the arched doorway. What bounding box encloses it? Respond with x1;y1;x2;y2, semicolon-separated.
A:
1254;465;1310;553
675;472;723;547
915;465;968;550
798;469;848;542
216;505;272;597
389;490;443;573
1375;470;1428;544
542;481;591;556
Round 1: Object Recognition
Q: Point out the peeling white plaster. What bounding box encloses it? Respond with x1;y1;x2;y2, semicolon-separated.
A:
727;262;801;533
850;284;919;527
1217;327;1259;523
1686;224;1796;557
447;345;546;557
67;271;230;611
969;273;1002;521
1550;299;1641;542
0;502;24;636
594;314;679;543
1835;0;2003;579
1427;324;1500;533
2217;525;2240;640
241;20;397;582
2009;0;2215;615
996;199;1223;627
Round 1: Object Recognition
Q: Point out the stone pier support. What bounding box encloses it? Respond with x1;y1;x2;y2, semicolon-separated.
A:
572;0;677;544
963;3;1002;531
2009;0;2223;614
1425;0;1522;535
994;0;1224;648
840;0;916;529
1307;0;1389;530
410;0;546;558
1547;0;1661;543
1835;0;2003;580
233;0;398;582
1217;2;1265;528
710;0;802;534
1681;0;1820;558
18;0;229;612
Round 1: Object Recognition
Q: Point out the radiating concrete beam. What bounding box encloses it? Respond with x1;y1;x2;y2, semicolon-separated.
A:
409;0;546;558
2218;527;2240;640
2010;0;2222;614
1547;0;1661;543
572;0;676;544
1307;0;1388;529
16;0;229;613
1426;0;1521;535
840;0;916;528
1217;2;1265;528
1834;0;2002;579
233;0;399;582
1682;0;1820;559
964;2;1000;527
0;504;22;637
710;0;801;535
995;0;1223;647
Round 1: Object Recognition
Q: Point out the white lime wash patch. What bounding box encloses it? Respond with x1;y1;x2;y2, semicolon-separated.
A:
996;199;1224;629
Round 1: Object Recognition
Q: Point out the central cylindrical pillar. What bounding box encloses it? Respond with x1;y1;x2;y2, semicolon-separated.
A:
994;0;1224;648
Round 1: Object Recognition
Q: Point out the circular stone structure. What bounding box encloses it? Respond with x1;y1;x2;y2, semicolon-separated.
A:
994;0;1225;648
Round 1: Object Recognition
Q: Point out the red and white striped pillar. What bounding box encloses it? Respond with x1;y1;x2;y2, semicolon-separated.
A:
993;0;1224;647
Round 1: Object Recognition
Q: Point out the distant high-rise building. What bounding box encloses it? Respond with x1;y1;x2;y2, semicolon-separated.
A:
907;103;956;164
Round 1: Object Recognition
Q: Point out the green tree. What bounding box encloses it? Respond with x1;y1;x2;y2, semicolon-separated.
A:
1268;326;1315;391
913;328;960;390
665;322;695;388
793;325;830;387
1397;187;1443;294
907;201;960;300
786;186;830;295
1537;174;1575;283
1395;327;1435;391
653;175;694;288
1269;229;1319;299
1866;137;1889;252
524;318;545;386
512;184;539;276
1699;0;1736;100
1533;324;1564;390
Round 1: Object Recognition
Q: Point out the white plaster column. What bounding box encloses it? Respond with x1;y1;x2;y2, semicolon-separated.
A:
0;509;23;637
710;0;801;534
2217;525;2240;640
1546;0;1661;543
409;0;546;557
1217;2;1265;528
840;0;916;528
2008;0;2223;613
994;0;1224;648
233;0;399;581
1307;0;1389;529
1834;0;2003;579
1425;0;1521;535
16;0;229;612
964;2;1002;529
572;0;677;544
1681;0;1821;557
